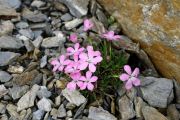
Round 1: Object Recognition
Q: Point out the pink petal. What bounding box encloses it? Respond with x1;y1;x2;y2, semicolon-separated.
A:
67;82;76;91
59;55;65;64
108;31;115;36
86;71;92;79
77;81;84;88
80;82;87;90
80;76;86;81
125;80;133;90
50;59;59;65
132;68;139;77
70;72;81;80
74;43;80;50
69;33;78;43
67;47;74;53
119;73;129;81
87;83;94;91
92;56;102;64
94;51;101;56
52;65;59;72
63;60;71;65
89;63;96;72
132;77;141;86
113;35;121;40
79;62;88;70
79;53;88;61
90;76;98;82
58;65;64;71
87;46;93;51
124;65;132;75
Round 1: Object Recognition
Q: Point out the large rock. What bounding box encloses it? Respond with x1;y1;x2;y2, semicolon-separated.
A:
0;0;19;19
59;0;89;18
0;52;21;66
0;36;24;49
140;77;174;108
97;0;180;82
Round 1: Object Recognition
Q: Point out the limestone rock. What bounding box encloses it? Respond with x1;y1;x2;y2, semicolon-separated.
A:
59;0;89;17
88;106;117;120
0;71;12;82
97;0;180;82
140;77;174;108
0;52;21;66
142;106;168;120
62;88;86;106
0;21;14;36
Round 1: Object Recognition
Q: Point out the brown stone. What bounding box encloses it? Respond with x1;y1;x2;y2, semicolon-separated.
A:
97;0;180;82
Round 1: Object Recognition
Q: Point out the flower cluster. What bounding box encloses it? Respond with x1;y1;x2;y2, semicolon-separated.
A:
51;43;102;91
50;19;140;91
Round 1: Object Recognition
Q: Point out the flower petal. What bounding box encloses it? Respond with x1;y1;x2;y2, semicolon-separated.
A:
125;80;133;90
59;55;65;64
79;62;88;70
80;76;86;81
74;43;80;50
58;65;64;71
132;68;139;77
67;82;76;91
119;73;129;81
89;63;96;72
77;81;84;88
86;71;92;79
67;47;74;53
124;65;132;75
87;83;94;91
80;82;87;90
92;56;102;64
90;76;98;82
132;77;141;86
79;53;88;61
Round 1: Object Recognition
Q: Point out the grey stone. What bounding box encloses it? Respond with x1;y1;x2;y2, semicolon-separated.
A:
7;65;24;74
37;97;52;112
0;21;14;36
32;36;43;48
134;97;147;118
31;0;46;8
167;104;180;120
88;107;117;120
37;86;51;99
2;0;21;9
58;104;66;118
118;95;135;119
19;29;34;39
33;110;45;120
7;104;20;119
0;36;23;49
65;18;83;30
50;108;58;119
140;77;174;108
0;71;12;82
62;88;86;106
0;1;19;19
59;0;89;17
41;35;65;48
90;17;106;34
0;52;21;66
23;39;35;52
17;84;40;111
142;106;168;120
15;21;29;29
67;110;72;117
54;1;68;12
22;8;47;23
0;102;6;114
96;9;108;28
61;13;73;21
1;114;8;120
174;80;180;104
9;85;29;100
40;55;47;68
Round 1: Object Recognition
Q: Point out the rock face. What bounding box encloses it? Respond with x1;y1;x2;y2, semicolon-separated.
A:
140;77;174;108
97;0;180;82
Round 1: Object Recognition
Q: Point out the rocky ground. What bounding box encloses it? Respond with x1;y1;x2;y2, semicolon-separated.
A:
0;0;180;120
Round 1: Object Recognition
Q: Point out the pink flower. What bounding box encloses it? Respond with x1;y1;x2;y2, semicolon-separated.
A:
102;31;121;41
79;47;102;72
69;33;78;43
66;43;84;59
67;72;83;91
80;71;98;91
83;19;93;31
119;65;140;90
50;55;71;72
65;56;80;74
